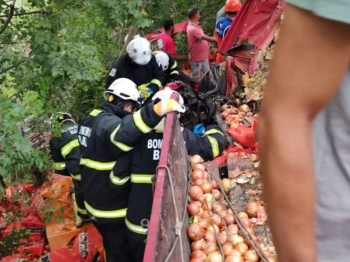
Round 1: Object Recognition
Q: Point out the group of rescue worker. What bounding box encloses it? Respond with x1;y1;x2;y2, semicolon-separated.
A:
48;1;244;260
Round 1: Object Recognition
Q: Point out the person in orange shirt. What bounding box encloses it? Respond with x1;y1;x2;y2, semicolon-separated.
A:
214;0;242;64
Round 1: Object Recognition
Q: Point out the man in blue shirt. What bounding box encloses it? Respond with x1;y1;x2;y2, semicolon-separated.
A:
214;0;241;63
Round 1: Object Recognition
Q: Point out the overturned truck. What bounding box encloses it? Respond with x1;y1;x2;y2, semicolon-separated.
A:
143;0;285;261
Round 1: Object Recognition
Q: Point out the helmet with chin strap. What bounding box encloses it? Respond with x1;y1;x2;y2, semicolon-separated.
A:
104;78;142;106
56;112;75;124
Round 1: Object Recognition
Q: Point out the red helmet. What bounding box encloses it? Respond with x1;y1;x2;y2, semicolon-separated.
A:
225;0;242;12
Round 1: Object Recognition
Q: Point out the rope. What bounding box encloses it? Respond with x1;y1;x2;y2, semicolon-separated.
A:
156;164;188;262
208;171;270;262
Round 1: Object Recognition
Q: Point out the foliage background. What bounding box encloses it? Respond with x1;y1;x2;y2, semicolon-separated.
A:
0;0;224;189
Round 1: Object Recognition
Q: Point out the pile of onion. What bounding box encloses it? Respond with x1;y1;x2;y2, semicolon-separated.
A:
220;104;256;130
187;164;269;262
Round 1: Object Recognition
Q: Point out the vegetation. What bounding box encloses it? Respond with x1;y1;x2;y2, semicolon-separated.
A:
0;0;223;188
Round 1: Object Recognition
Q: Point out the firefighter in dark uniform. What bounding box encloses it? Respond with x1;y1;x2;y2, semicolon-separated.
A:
153;50;191;85
78;79;185;262
112;89;225;261
49;112;88;226
106;36;165;101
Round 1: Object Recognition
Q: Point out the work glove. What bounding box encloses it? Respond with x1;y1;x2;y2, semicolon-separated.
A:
193;123;205;135
153;99;185;116
139;85;154;100
152;87;177;101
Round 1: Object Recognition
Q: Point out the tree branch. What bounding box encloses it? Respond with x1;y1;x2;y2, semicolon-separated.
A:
0;59;25;75
0;10;52;18
0;2;15;35
118;0;148;59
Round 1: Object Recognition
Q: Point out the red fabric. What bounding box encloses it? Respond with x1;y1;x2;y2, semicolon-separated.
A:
22;213;45;228
5;183;36;201
187;21;209;61
18;243;46;259
37;247;76;262
154;32;176;55
71;226;104;262
213;146;249;165
226;125;256;149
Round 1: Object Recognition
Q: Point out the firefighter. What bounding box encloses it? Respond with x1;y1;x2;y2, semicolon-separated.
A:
49;112;88;227
214;0;242;63
106;36;164;101
78;79;185;262
112;89;225;262
153;50;191;85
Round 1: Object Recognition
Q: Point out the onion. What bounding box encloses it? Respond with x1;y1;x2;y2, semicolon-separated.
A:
204;231;216;242
188;202;201;216
231;250;242;257
239;217;252;228
234;242;248;255
200;193;214;205
265;258;276;262
202;241;218;255
193;215;201;223
205;251;223;262
213;204;225;213
211;214;223;227
244;250;259;262
250;154;259;162
192;239;205;251
222;104;228;111
222;243;234;256
246;202;261;218
191;250;207;259
188;223;205;241
218;231;228;244
230;234;244;246
225;255;243;262
203;171;209;180
228;224;239;235
217;210;227;218
190;258;205;262
211;180;220;190
239;104;250;113
206;224;220;234
212;189;221;201
224;214;235;225
221;178;232;191
192;169;205;180
237;212;248;218
202;210;213;219
201;183;213;194
189;186;204;201
193;163;206;171
226;209;233;215
199;218;212;228
195;179;205;186
190;155;204;165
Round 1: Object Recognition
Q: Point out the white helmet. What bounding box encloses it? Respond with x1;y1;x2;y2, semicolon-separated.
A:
104;78;141;104
152;88;184;106
153;51;170;71
127;37;152;65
